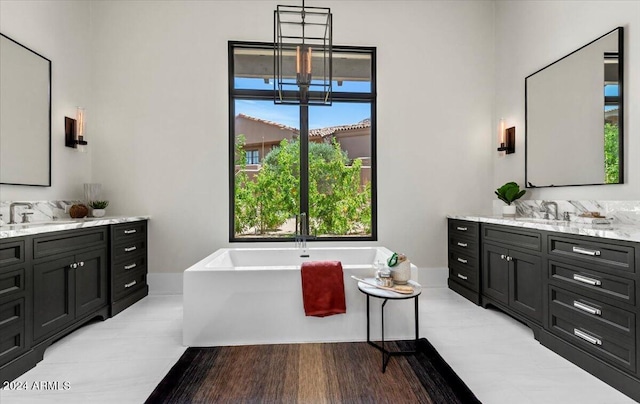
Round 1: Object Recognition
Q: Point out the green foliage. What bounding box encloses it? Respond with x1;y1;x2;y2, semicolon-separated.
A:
234;137;371;237
89;200;109;209
495;182;526;205
604;123;619;184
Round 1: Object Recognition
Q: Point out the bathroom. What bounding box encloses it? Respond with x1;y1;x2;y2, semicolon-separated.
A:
1;0;639;402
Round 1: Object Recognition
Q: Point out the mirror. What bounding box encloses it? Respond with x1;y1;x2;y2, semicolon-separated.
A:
525;27;623;188
0;33;51;186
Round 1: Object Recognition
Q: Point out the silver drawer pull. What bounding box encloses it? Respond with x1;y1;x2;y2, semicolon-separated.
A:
457;257;468;264
124;229;137;234
124;263;137;270
457;273;468;280
574;328;602;345
124;280;137;288
457;242;468;247
124;246;137;252
456;226;468;231
573;274;602;286
572;246;601;256
573;301;602;316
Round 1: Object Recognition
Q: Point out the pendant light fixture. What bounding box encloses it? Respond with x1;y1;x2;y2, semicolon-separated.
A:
274;0;332;105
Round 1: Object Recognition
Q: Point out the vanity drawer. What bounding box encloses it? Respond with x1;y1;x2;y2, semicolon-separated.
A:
112;221;146;244
113;269;147;302
449;264;478;291
34;228;107;260
449;235;478;258
548;235;634;273
0;268;25;300
448;220;478;240
550;286;634;338
482;224;542;252
549;260;634;306
112;255;147;278
448;249;478;271
549;290;635;373
112;239;147;262
0;298;26;365
0;239;25;268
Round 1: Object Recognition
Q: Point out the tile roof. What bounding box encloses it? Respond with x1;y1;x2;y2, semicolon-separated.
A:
309;118;371;137
236;114;371;138
236;113;299;133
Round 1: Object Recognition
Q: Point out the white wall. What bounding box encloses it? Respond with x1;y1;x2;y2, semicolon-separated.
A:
89;0;496;275
494;0;640;199
0;0;92;201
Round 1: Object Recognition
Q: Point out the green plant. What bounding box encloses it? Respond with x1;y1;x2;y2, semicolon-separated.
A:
495;182;526;206
89;200;109;209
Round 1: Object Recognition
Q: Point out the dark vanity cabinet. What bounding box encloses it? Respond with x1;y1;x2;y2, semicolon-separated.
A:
0;219;148;384
32;228;108;341
447;220;481;304
447;218;640;401
0;238;30;369
110;221;149;316
482;225;543;325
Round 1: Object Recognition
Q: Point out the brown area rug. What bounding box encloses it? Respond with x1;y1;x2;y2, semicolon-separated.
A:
146;338;481;403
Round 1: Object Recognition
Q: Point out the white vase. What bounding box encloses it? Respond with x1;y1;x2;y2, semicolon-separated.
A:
390;260;411;284
92;209;106;218
502;205;516;217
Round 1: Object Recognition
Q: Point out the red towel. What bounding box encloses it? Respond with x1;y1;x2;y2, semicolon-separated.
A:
301;261;346;317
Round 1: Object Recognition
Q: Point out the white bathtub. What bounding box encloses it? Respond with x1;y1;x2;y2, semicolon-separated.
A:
183;247;419;347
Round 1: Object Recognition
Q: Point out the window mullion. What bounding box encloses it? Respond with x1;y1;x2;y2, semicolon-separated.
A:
300;104;309;235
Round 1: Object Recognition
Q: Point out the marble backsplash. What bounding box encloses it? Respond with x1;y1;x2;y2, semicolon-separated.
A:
0;200;83;224
493;200;640;226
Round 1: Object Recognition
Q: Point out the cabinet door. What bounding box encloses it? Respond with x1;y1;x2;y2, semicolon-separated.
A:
75;248;108;319
483;243;509;304
509;249;543;322
33;256;74;341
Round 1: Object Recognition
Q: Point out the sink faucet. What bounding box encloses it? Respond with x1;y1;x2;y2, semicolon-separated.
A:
9;202;34;224
541;201;559;220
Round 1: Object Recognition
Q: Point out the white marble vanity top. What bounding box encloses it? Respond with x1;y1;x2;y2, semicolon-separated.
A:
448;214;640;243
0;216;149;239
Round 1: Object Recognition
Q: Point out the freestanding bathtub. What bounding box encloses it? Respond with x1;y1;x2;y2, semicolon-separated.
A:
183;247;419;347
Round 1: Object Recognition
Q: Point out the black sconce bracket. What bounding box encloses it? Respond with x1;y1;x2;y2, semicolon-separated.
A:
65;117;87;148
497;126;516;154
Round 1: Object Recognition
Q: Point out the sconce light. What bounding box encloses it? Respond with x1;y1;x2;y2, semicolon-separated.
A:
497;118;515;154
65;107;88;152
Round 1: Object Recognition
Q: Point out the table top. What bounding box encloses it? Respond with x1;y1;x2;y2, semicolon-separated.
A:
357;278;422;299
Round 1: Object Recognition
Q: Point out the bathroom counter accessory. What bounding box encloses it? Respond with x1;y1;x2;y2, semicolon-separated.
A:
447;214;640;243
357;278;421;372
0;216;150;239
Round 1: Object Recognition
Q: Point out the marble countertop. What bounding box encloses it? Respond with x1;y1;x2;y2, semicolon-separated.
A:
0;216;149;239
448;214;640;243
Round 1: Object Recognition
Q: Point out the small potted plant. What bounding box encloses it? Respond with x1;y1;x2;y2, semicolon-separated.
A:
89;200;109;218
495;182;526;217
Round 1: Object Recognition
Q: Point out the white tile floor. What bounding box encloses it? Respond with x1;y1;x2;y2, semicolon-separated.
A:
0;289;636;403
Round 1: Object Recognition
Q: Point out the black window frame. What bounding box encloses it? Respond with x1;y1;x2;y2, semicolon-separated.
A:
228;40;377;242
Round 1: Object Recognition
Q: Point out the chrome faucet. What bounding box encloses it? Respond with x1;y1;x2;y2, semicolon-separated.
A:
8;202;34;224
541;201;559;220
295;212;308;249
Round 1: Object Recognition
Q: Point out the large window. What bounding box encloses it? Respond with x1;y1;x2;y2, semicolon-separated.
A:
229;42;376;241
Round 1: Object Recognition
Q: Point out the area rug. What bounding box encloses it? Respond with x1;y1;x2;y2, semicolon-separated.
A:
145;338;481;403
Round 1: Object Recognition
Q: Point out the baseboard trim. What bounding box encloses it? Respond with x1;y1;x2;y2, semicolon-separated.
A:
148;273;184;295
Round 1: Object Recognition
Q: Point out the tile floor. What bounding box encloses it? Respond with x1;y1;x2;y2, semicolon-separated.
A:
0;289;636;403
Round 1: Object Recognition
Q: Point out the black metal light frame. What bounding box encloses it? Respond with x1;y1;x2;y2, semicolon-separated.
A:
274;1;332;105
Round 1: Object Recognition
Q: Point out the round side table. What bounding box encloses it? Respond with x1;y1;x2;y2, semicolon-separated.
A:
357;278;422;372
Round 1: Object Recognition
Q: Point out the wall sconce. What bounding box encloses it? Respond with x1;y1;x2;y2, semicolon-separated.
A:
65;107;87;152
497;118;515;154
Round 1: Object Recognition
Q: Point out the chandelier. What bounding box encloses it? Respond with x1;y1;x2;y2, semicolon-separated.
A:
274;0;332;105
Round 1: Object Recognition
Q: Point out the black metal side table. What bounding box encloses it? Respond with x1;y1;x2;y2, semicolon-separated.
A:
357;278;422;372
